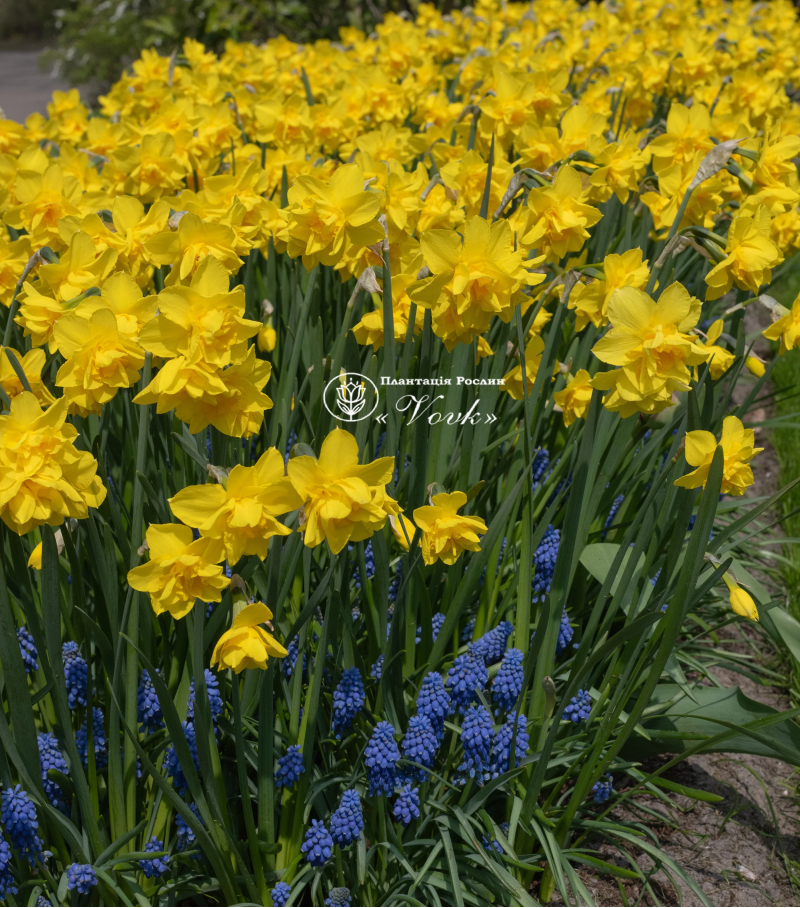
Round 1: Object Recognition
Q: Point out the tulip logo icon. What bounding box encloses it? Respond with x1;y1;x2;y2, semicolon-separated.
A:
323;372;380;422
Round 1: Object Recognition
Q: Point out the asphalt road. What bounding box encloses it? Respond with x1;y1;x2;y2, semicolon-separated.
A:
0;48;69;123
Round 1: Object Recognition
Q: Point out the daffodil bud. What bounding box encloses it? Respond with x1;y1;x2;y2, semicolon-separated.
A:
722;573;759;621
745;356;765;378
257;322;276;352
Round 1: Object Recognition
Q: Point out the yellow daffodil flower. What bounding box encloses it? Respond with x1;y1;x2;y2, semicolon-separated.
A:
569;249;650;332
674;415;762;496
169;448;302;563
705;207;783;300
722;574;759;621
554;369;594;426
0;392;106;535
287;428;401;554
127;523;229;620
763;292;800;354
211;602;287;673
0;347;54;407
413;491;487;566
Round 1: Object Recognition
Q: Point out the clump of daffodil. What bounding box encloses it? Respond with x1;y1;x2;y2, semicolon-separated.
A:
284;163;385;270
0;392;106;535
127;523;229;620
722;574;759;621
353;271;425;351
522;166;602;261
704;207;783;301
211;602;287;673
569;249;650;332
144;212;245;283
287;428;401;554
413;491;487;566
554;369;594;426
169;449;302;563
591;283;709;417
409;217;544;349
674;415;762;496
763;292;800;355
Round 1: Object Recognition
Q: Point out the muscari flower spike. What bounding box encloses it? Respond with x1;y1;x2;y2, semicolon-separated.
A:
365;721;400;797
17;627;38;674
301;819;333;867
332;667;365;738
62;641;88;709
471;620;514;665
446;651;487;714
602;494;624;539
532;525;560;603
457;704;494;785
592;774;614;804
1;785;44;866
370;654;384;680
175;802;203;856
137;669;164;733
555;607;574;656
532;448;550;486
76;707;107;770
491;713;529;776
393;783;420;827
66;863;97;894
139;836;169;878
283;635;307;681
416;672;451;741
401;713;439;782
271;881;291;907
350;540;374;590
38;732;68;812
388;560;402;604
0;830;16;900
187;669;224;724
491;648;524;713
325;887;352;907
275;744;304;789
163;721;200;796
563;689;592;723
329;789;363;847
460;616;476;644
431;611;446;641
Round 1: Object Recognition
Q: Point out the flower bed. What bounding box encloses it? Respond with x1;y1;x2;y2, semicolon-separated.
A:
2;0;800;905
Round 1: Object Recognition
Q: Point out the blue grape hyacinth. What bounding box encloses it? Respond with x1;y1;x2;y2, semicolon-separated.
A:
187;669;224;724
365;721;400;796
76;707;107;770
271;882;291;907
416;672;451;740
139;837;169;878
1;786;43;865
446;652;487;713
325;887;352;907
401;714;438;782
163;721;200;796
17;626;38;674
491;713;530;776
471;620;513;665
393;783;420;826
532;448;550;486
275;744;304;789
301;820;333;867
66;864;97;894
38;732;68;811
603;494;625;538
370;654;384;680
563;689;592;723
431;611;446;641
0;832;15;900
532;526;560;602
555;607;574;657
460;616;476;644
458;705;494;785
491;648;524;713
388;560;402;603
137;669;164;733
350;541;375;590
592;774;613;803
332;667;365;738
175;802;203;856
329;789;363;847
62;641;88;709
283;635;307;681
